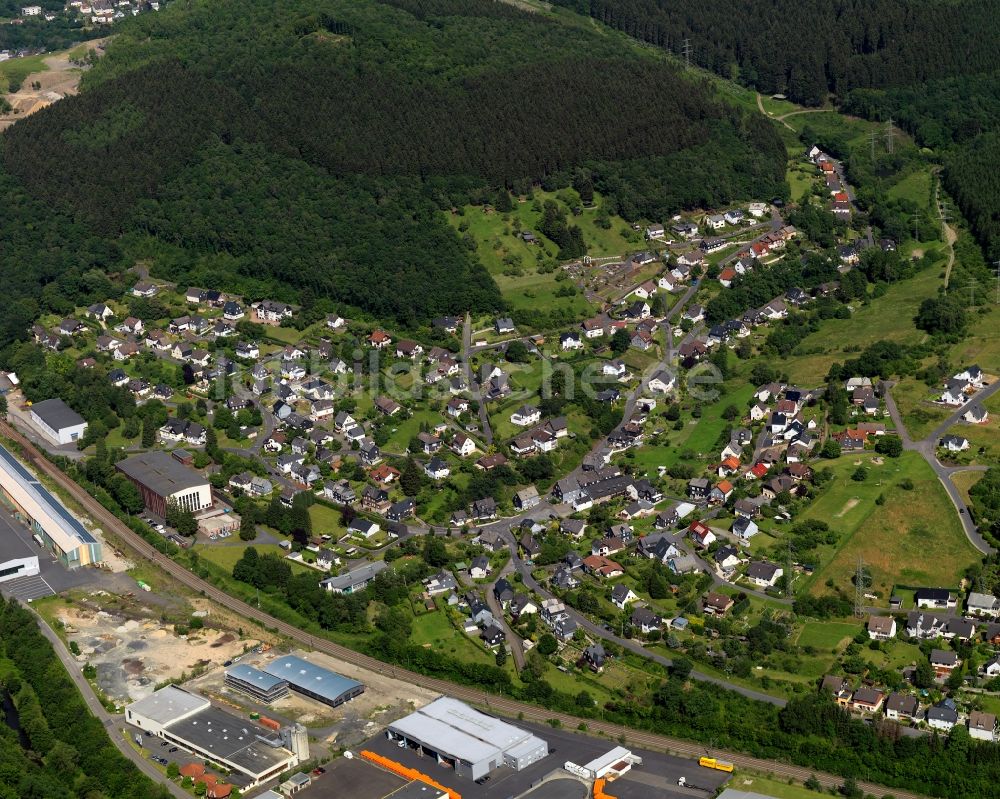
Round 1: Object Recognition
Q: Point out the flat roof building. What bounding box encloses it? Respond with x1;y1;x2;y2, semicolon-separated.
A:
29;398;87;445
262;655;364;708
0;444;102;568
224;664;290;704
116;450;212;517
125;686;304;788
387;697;547;781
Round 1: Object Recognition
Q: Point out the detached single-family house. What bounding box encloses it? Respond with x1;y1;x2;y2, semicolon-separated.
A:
867;616;897;641
745;561;783;588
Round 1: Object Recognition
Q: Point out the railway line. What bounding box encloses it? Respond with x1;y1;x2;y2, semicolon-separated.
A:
0;419;931;799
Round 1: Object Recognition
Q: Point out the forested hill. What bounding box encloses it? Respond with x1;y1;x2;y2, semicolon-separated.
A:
552;0;1000;106
0;0;786;350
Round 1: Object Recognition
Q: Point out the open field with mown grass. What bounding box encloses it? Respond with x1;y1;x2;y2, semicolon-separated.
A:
805;452;978;601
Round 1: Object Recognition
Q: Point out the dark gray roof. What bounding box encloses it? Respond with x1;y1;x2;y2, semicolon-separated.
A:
116;450;208;496
30;397;85;431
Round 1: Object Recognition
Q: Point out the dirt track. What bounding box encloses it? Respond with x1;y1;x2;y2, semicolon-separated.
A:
0;38;111;130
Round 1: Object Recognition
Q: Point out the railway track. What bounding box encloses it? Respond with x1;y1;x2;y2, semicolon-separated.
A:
0;420;931;799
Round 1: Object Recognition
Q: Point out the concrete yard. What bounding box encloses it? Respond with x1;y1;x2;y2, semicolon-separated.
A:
0;507;92;600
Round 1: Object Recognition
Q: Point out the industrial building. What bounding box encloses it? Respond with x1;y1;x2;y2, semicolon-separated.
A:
0;555;40;584
224;664;290;704
29;398;88;445
387;697;548;781
125;685;307;788
116;450;213;517
262;654;365;708
0;444;103;568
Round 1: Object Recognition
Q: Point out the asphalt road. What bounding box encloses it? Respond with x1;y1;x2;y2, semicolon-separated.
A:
883;381;998;555
0;419;932;799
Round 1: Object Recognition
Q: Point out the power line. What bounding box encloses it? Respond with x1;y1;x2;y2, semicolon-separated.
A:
682;38;693;68
854;557;866;619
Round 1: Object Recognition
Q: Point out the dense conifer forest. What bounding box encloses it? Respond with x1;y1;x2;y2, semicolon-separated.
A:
0;0;786;354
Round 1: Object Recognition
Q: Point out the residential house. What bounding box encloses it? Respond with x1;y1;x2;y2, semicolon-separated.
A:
940;434;970;452
511;405;541;427
915;589;957;610
969;711;997;742
926;699;959;732
885;692;920;723
631;607;662;635
582;555;624;579
687;520;715;549
469;556;492;580
610;584;639;609
968;592;1000;618
746;561;783;588
850;687;885;714
703;592;734;616
930;649;960;679
867;616;897;641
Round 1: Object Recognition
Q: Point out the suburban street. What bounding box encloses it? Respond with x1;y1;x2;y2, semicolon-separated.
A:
884;381;999;555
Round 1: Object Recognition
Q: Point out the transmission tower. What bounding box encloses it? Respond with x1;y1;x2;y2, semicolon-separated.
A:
682;38;693;68
854;557;866;618
867;129;879;161
885;118;895;155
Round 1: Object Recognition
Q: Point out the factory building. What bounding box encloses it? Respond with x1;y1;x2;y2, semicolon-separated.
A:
262;654;365;708
29;398;88;445
125;685;306;788
0;444;103;568
224;664;290;704
116;450;212;517
387;697;548;781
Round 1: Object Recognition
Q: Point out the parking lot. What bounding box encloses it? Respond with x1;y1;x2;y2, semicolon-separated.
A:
0;507;91;601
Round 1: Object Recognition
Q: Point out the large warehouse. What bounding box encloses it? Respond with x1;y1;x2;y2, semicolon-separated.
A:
387;697;548;781
262;654;365;708
125;685;307;788
116;450;213;517
0;444;103;568
224;663;290;704
29;398;88;445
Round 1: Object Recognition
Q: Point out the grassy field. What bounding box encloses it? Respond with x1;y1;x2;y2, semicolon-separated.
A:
888;169;933;208
0;53;49;93
196;542;307;573
782;265;942;385
794;621;858;651
806;452;979;601
408;604;494;665
684;383;756;455
309;502;348;539
447;192;626;319
731;774;832;799
952;470;986;504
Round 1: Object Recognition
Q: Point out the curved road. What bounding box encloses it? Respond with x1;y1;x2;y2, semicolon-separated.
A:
0;419;931;799
883;382;998;555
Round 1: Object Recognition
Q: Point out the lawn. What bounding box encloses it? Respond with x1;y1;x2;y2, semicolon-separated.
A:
408;604;494;666
196;542;308;573
952;470;985;505
888;169;933;209
807;452;979;602
309;503;348;539
0;53;48;92
795;621;858;651
684;383;755;455
381;409;446;455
